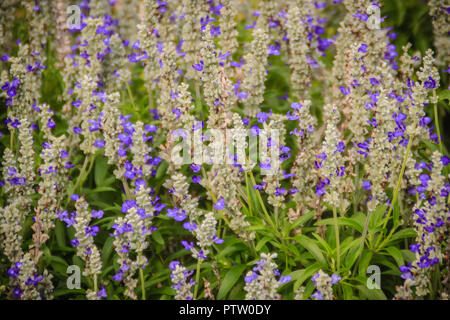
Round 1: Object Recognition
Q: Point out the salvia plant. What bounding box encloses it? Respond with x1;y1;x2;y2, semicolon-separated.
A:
0;0;449;301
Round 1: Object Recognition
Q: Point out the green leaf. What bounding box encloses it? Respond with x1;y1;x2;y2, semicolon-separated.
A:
315;217;363;233
394;0;406;25
345;249;359;271
85;186;116;194
255;236;272;251
358;250;373;276
216;243;247;260
342;283;354;300
385;246;404;267
400;249;416;263
369;205;387;230
53;288;85;298
288;211;314;232
101;237;115;265
217;265;247;300
294;235;326;265
356;285;387;300
94;156;109;187
293;263;323;291
155;161;168;180
311;233;333;257
151;230;165;245
393;201;400;228
388;228;417;244
340;237;361;262
438;89;450;102
55;220;66;248
48;256;69;276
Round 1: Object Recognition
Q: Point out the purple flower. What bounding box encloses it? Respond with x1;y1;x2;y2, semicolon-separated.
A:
190;163;201;173
192;60;204;71
85;225;99;237
92;210;104;219
279;275;292;284
213;236;224;244
339;86;350;95
331;274;341;284
192;175;201;183
183;222;197;231
181;240;194;250
358;44;368;53
268;43;280;56
244;272;258;283
250;125;260;136
167;208;187;221
169;261;180;271
311;290;323;300
210;25;221;37
336;142;345;153
256;110;272;123
260;159;271;171
98;286;107;298
214;198;225;210
237;91;248;99
112;271;123;281
370;78;380;86
197;250;207;260
423;77;436;89
71;194;79;201
7;262;22;278
13;287;23;298
93;139;105;148
306;56;319;68
73;126;82;134
362;181;371;191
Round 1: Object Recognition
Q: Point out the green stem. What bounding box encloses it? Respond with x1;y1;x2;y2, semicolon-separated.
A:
121;177;133;200
148;86;154;110
10;128;14;151
126;82;139;116
353;163;359;215
248;170;275;228
360;210;372;250
70;155;90;196
139;267;146;300
433;95;443;155
333;206;340;272
245;172;253;216
193;259;201;299
93;274;98;294
376;137;413;249
195;82;202;115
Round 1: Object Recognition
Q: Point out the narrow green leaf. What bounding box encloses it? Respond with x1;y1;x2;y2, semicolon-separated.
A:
217;265;247;300
94;156;109;187
388;228;417;244
385;246;404;267
151;230;165;245
356;285;387;300
358;250;373;276
255;236;272;251
294;235;326;265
